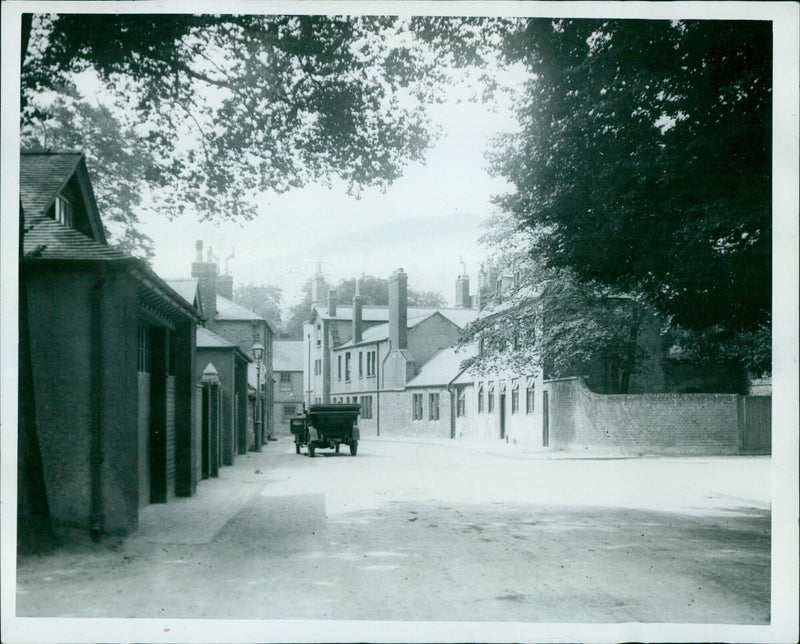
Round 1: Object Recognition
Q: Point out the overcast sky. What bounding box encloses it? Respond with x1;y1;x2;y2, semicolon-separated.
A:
143;95;521;307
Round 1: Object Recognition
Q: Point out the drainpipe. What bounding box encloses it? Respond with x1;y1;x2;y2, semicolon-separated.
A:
90;266;107;540
447;382;455;440
375;342;380;437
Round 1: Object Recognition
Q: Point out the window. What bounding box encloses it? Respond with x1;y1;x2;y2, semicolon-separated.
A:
412;393;423;420
316;359;322;376
54;195;73;227
429;393;440;420
366;350;377;377
456;387;466;417
137;325;150;373
282;405;296;421
360;396;373;419
477;383;484;413
280;372;291;390
488;383;495;413
337;355;342;380
526;382;535;414
316;324;322;347
345;352;351;381
358;352;363;378
512;382;520;414
315;397;321;404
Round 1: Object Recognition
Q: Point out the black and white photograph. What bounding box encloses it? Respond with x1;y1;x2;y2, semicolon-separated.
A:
1;2;798;643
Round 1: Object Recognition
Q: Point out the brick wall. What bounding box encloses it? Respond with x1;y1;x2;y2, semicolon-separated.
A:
544;377;740;455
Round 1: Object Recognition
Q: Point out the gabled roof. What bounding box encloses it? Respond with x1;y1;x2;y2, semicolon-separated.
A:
273;340;303;372
310;304;391;323
406;344;478;388
335;308;479;350
310;304;478;327
20;151;202;325
164;279;199;310
20;150;106;244
197;327;252;362
217;294;267;323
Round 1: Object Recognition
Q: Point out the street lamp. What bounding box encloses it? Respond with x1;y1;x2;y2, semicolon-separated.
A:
252;340;264;453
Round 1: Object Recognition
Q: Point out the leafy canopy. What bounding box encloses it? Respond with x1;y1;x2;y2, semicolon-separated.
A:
22;14;451;223
489;19;771;338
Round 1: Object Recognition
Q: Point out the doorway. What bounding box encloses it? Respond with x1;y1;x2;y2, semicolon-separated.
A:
542;391;549;447
499;393;506;440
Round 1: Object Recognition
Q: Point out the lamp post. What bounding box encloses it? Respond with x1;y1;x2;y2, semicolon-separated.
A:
252;340;264;453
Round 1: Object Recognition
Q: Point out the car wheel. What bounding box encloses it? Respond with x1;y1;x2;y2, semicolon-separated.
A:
349;441;358;456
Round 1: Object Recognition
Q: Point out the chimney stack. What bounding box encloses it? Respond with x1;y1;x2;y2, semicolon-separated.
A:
312;261;326;308
327;289;337;317
191;240;218;318
352;277;363;344
389;268;408;350
455;260;470;308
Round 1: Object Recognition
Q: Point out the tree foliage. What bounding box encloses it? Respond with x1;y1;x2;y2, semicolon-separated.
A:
21;91;156;259
233;283;284;333
460;256;653;393
22;14;449;224
489;19;771;352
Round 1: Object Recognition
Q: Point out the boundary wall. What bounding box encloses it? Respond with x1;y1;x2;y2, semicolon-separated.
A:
543;377;749;455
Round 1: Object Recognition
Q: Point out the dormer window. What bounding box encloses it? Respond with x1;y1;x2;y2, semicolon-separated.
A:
54;195;73;227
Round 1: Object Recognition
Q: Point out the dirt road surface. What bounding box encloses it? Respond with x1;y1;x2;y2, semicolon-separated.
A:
14;437;770;638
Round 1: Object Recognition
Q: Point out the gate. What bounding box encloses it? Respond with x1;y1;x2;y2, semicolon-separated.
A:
738;395;771;453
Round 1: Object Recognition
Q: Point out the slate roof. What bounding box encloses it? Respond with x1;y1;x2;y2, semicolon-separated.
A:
273;340;303;372
335;308;479;350
216;294;266;322
196;326;235;349
20;151;83;219
20;151;125;262
23;216;133;262
164;279;199;308
311;304;478;328
406;345;477;388
20;151;202;324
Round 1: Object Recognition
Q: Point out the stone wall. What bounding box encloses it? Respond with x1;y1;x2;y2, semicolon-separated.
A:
543;377;741;455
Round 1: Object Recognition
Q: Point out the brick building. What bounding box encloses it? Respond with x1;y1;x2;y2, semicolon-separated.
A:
172;242;274;448
303;267;478;436
20;150;203;537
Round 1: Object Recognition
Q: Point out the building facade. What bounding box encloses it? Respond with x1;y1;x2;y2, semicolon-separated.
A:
21;151;203;537
272;340;304;434
173;241;275;447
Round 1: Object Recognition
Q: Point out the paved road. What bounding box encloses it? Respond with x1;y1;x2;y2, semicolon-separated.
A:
16;437;770;626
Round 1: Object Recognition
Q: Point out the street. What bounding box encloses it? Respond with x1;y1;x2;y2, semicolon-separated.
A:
16;437;770;624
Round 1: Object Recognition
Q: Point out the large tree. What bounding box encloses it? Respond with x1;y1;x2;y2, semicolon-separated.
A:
488;19;771;368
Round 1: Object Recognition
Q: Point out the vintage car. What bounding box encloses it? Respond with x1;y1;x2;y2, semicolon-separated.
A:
290;403;361;457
